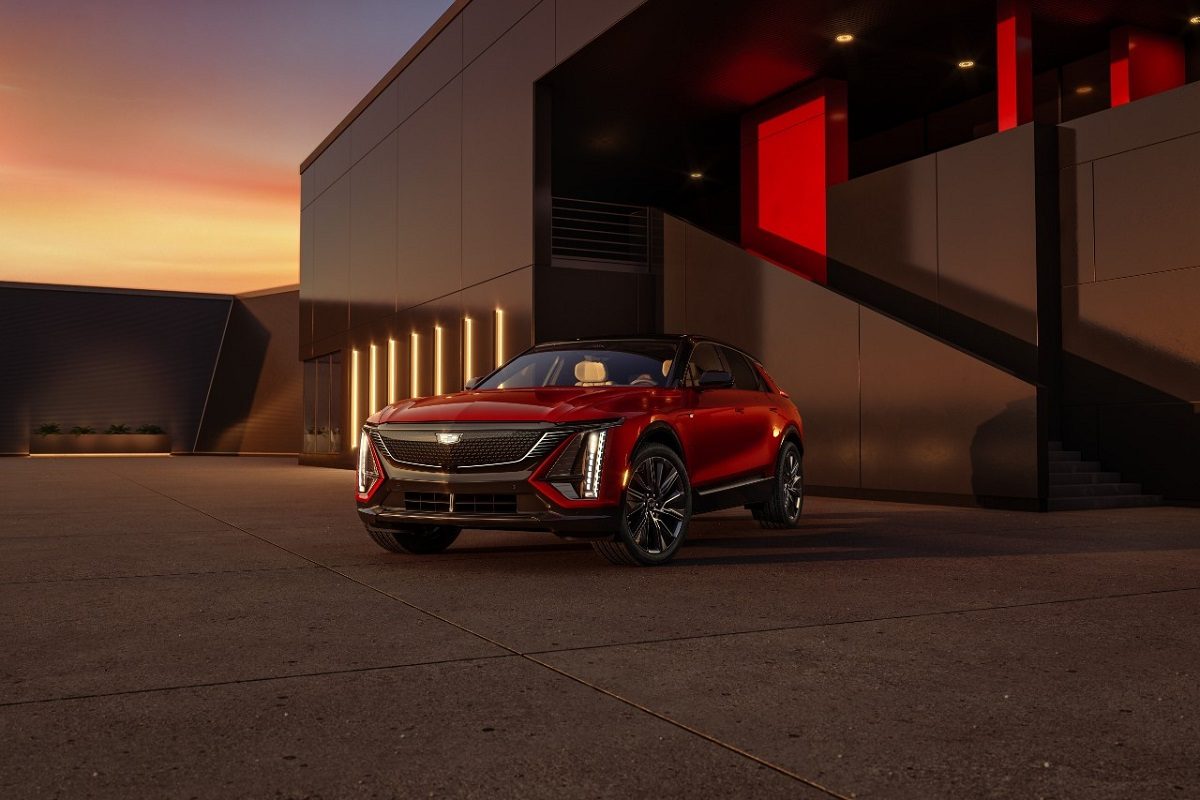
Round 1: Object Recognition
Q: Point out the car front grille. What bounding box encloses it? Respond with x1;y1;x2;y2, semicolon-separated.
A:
403;492;517;515
370;426;578;471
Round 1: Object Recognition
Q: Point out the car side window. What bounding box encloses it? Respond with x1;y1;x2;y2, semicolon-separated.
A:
682;343;726;387
720;347;763;392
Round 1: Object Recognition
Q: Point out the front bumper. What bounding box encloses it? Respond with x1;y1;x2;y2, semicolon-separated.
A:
356;464;620;538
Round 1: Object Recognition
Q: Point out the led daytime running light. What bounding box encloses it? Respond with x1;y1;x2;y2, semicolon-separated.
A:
582;429;607;499
357;430;380;494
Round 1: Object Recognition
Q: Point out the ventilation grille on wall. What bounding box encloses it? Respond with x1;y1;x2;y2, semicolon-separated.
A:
551;197;649;270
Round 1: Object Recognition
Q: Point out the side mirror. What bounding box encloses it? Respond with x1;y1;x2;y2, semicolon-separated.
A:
698;370;734;389
464;377;482;390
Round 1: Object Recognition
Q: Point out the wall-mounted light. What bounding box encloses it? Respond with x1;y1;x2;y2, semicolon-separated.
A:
1074;85;1094;95
834;33;854;43
957;60;976;69
387;338;398;403
495;308;505;367
350;348;360;448
434;324;444;396
463;316;474;386
410;332;420;397
368;343;378;414
1190;15;1200;25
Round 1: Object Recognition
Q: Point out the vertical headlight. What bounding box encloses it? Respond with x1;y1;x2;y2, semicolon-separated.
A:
357;429;382;498
581;429;607;499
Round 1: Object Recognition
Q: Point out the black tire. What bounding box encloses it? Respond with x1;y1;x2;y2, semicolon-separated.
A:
592;443;691;566
367;525;461;554
753;440;803;529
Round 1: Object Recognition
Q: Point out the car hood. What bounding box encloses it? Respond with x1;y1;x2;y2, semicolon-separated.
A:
373;386;670;425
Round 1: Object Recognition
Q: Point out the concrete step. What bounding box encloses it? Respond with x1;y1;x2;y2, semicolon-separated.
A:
1050;471;1122;485
1048;449;1083;462
1049;460;1103;474
1048;495;1163;512
1050;482;1143;498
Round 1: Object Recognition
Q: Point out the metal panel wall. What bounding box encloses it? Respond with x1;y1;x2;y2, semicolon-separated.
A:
0;285;230;455
349;132;399;330
396;79;463;308
663;217;1039;503
461;1;553;287
1059;81;1200;500
195;289;302;454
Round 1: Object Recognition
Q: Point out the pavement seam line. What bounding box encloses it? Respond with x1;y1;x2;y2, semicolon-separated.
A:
521;584;1200;657
0;653;517;709
0;564;319;587
109;469;851;800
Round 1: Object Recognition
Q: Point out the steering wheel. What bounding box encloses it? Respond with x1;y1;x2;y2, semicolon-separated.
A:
629;374;658;387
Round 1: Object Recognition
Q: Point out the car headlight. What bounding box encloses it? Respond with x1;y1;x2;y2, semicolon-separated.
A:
546;424;617;500
357;429;383;500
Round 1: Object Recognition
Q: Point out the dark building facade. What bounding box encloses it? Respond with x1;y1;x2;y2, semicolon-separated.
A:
300;0;1200;508
0;283;302;456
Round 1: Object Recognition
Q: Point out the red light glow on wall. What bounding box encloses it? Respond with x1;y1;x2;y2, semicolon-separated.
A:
997;0;1033;131
1109;27;1185;107
740;80;847;284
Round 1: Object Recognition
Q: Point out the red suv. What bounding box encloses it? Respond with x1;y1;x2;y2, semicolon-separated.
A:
356;335;804;566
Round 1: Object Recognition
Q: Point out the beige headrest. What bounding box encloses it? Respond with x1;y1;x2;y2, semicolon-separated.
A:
662;359;672;377
575;360;608;384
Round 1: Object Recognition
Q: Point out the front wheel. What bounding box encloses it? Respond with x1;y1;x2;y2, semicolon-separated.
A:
367;525;461;554
592;444;692;566
752;441;803;529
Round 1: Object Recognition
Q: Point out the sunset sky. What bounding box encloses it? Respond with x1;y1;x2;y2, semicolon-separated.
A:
0;0;451;294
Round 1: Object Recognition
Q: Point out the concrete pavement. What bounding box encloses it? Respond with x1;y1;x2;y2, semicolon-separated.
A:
1;456;1197;798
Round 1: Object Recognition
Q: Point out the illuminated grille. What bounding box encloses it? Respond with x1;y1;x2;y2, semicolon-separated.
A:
371;427;579;471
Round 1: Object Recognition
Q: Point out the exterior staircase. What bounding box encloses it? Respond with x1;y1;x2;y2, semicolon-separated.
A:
1048;442;1162;511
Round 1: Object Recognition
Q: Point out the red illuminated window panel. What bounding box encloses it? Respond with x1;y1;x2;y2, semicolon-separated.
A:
997;0;1033;131
740;80;847;285
1109;27;1185;107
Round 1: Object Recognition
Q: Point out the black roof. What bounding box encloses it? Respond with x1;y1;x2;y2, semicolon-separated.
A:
530;334;762;364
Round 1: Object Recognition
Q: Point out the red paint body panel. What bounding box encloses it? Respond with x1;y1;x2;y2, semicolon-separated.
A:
1109;27;1185;107
740;79;847;285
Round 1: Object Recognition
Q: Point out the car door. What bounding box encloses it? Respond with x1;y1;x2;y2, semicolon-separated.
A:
677;343;760;488
718;346;778;476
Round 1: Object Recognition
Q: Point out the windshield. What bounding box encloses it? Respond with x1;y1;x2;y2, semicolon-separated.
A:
477;342;680;389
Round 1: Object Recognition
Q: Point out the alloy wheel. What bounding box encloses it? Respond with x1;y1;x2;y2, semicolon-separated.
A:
624;455;688;555
782;448;803;519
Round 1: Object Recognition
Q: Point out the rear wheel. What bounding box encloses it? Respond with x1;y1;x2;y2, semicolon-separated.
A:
592;444;691;566
752;440;803;529
367;525;461;555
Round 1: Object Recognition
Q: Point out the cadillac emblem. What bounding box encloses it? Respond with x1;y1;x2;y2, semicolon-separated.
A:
436;432;463;445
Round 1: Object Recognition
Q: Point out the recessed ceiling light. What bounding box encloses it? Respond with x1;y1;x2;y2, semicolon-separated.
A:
958;60;976;69
1075;85;1094;95
1190;15;1200;25
835;33;854;43
689;171;704;180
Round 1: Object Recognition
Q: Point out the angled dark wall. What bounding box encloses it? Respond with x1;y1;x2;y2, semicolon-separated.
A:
0;284;230;454
195;289;302;454
1058;81;1200;502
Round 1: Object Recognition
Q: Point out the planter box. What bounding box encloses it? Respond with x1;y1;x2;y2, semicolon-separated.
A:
30;434;171;455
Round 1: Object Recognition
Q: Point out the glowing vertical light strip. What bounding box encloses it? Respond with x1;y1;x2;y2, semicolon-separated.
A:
387;338;398;404
463;316;474;386
350;348;360;449
494;308;505;367
368;343;379;414
410;332;420;398
434;325;444;396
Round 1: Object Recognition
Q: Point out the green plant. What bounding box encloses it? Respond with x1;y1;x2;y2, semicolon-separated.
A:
35;423;61;437
106;424;132;435
136;424;165;434
70;426;95;435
